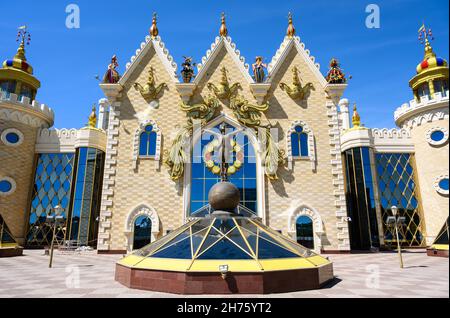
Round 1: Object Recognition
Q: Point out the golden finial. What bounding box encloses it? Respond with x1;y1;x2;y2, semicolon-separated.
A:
352;104;361;127
150;12;159;38
287;12;296;38
418;23;435;59
14;26;31;61
88;104;97;128
220;12;228;37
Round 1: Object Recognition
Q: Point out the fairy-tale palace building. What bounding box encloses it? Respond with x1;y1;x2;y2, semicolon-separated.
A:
0;15;448;256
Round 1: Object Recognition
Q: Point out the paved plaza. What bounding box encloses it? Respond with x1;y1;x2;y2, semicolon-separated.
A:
0;249;448;298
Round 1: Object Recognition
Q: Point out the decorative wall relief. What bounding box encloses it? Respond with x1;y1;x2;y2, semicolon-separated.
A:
261;126;286;180
134;67;167;108
229;95;269;128
280;66;314;101
207;67;241;100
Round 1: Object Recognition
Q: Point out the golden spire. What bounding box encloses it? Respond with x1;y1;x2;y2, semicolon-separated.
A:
287;12;296;38
220;12;228;37
88;104;97;128
352;104;361;127
15;39;27;61
150;12;159;38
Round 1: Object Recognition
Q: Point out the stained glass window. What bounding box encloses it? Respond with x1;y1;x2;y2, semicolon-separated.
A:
291;125;309;157
375;153;425;247
26;153;75;247
139;125;157;157
190;124;257;215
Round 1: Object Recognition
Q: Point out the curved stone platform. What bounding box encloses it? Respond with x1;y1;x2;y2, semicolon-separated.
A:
116;262;333;294
0;246;23;258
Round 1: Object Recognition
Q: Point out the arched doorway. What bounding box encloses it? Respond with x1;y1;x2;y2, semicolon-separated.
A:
133;216;152;250
296;216;314;249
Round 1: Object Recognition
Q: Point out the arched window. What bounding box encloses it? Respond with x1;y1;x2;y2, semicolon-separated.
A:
139;125;158;157
133;215;152;250
190;123;258;215
291;125;309;157
296;215;314;249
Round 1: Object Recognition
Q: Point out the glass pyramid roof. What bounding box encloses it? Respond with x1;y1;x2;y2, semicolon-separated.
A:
432;217;449;247
0;213;17;247
119;212;331;273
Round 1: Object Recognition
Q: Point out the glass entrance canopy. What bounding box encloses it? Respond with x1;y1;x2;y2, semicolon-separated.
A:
118;213;330;273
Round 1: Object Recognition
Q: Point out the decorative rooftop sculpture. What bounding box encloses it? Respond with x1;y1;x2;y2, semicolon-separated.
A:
219;12;228;37
150;12;159;39
252;56;267;83
181;56;196;83
326;58;347;84
280;66;314;101
102;55;121;84
286;12;296;38
87;104;97;128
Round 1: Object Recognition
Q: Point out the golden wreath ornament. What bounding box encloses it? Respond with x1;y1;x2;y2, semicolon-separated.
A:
204;139;245;176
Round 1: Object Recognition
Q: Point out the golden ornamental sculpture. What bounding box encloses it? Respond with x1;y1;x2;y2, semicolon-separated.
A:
134;67;168;103
179;95;220;123
150;12;159;38
87;104;97;128
287;12;296;38
207;67;241;100
219;12;228;37
164;121;193;181
279;66;314;101
262;126;286;180
229;95;269;128
352;104;361;127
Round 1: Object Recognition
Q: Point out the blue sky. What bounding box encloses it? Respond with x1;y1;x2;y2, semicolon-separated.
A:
0;0;448;129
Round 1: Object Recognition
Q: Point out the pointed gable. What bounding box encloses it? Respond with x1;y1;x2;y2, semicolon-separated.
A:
267;36;327;88
194;36;254;85
118;35;179;86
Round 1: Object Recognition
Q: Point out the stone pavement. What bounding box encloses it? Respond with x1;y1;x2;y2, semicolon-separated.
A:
0;249;447;298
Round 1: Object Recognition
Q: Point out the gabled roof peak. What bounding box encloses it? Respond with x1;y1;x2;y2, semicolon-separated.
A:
267;36;326;87
119;35;178;85
195;35;254;84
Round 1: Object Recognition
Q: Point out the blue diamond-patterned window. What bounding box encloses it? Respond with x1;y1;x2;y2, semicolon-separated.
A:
26;153;75;247
139;125;157;157
375;153;425;247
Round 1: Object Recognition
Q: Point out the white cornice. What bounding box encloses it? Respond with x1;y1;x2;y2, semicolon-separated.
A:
119;35;179;85
340;127;414;153
195;36;254;85
267;36;327;88
35;128;107;153
0;93;54;128
395;91;449;128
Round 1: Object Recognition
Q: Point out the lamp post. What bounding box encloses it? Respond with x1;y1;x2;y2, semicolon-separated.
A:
391;206;404;269
47;205;64;268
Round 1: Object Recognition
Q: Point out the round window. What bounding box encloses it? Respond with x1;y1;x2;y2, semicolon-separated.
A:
5;132;20;144
427;128;449;146
1;128;24;147
439;179;449;191
0;177;16;196
435;175;449;196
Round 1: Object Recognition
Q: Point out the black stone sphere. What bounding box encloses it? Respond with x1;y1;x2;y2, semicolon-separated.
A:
208;182;241;212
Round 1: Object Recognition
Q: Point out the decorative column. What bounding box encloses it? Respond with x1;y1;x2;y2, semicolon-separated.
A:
97;84;123;252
